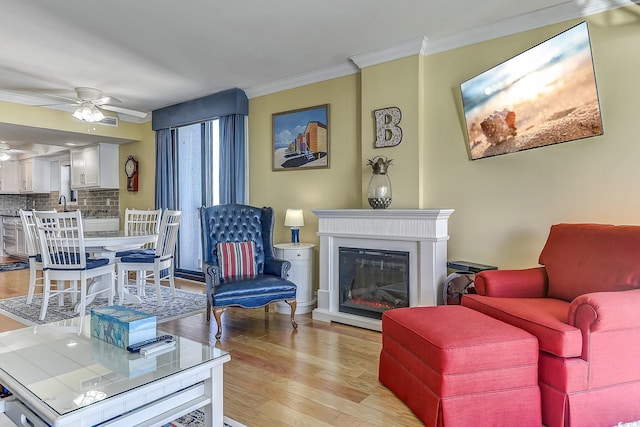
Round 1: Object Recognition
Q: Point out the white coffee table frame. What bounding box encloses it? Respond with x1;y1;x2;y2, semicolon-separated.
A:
0;319;230;427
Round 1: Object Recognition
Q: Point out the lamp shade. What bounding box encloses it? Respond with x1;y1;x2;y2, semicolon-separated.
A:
73;103;105;123
284;209;304;227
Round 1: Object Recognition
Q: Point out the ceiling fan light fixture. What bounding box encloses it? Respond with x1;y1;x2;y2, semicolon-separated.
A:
73;103;104;123
0;152;10;162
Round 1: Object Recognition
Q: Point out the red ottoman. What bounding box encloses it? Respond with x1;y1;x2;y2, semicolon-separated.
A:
379;305;541;426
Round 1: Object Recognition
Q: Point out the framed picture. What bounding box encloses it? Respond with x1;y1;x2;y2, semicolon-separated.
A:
272;104;329;171
460;22;603;160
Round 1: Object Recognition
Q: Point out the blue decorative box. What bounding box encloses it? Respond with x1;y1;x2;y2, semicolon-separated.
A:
90;306;156;349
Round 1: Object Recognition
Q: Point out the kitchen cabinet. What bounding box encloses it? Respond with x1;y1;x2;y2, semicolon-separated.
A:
49;159;60;192
2;217;26;259
19;158;51;193
70;143;119;189
0;161;19;194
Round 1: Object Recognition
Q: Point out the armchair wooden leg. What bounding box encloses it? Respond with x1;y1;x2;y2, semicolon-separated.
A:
206;300;212;322
213;307;225;340
285;299;298;329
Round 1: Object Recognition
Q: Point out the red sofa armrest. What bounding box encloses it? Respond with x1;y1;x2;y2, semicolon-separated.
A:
569;288;640;334
474;267;548;297
568;289;640;387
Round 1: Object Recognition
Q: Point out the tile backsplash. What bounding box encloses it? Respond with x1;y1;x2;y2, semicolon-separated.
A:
1;189;120;218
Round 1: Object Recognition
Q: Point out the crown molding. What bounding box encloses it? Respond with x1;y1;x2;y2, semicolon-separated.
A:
244;0;634;98
349;37;429;70
424;0;637;55
244;62;360;99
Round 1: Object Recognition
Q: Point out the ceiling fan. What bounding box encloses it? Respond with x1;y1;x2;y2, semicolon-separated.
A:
32;87;148;122
0;141;31;161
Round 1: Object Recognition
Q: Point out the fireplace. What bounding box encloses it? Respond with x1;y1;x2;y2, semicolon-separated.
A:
339;247;409;319
313;209;454;331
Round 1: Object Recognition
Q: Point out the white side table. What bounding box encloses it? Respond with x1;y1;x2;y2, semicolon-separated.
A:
274;242;316;314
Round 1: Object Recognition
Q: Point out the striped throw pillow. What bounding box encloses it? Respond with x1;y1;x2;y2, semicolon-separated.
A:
216;241;257;279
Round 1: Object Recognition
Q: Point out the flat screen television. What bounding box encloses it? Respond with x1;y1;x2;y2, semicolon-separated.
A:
460;21;603;160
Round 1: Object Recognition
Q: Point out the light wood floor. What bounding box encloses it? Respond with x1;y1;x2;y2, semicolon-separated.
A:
0;258;422;427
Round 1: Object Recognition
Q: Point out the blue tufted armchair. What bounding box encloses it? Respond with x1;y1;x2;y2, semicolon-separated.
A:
200;204;298;339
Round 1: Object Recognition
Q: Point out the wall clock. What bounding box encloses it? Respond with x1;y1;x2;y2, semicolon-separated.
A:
124;155;139;192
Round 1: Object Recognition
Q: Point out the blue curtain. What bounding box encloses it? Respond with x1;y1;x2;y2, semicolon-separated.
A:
219;114;246;204
154;128;178;210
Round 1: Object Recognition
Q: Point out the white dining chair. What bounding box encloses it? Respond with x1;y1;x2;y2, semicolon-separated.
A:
117;209;181;304
116;208;162;294
19;209;68;306
122;208;162;241
34;210;115;329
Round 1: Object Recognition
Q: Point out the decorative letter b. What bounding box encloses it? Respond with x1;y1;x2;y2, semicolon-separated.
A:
374;107;402;148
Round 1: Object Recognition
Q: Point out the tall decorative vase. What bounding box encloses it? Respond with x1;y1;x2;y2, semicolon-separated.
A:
366;156;393;209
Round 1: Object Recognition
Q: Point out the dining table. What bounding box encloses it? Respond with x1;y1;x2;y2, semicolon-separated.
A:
83;231;159;306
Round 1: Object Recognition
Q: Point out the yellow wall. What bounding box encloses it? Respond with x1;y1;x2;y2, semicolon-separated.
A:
247;6;640;271
360;55;423;209
423;9;640;268
119;122;156;227
248;74;362;245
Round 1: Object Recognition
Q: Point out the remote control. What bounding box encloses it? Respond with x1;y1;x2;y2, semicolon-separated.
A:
140;340;176;356
127;335;174;352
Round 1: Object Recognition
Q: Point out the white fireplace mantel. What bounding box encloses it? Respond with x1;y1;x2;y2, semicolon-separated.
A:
312;208;454;331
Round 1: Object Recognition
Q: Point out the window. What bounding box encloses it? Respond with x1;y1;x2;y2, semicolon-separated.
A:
174;120;219;279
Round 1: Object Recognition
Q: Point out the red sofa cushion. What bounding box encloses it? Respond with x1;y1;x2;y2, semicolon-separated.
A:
540;223;640;301
462;294;582;357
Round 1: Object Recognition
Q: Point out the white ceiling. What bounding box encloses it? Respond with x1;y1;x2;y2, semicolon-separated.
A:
0;0;636;153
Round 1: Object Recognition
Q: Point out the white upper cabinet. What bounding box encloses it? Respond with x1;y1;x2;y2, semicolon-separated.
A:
0;160;19;194
19;158;51;193
70;143;119;189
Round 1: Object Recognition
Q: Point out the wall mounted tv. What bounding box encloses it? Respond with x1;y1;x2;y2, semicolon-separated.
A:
460;21;603;160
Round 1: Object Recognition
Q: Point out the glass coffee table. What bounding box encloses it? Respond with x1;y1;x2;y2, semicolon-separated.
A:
0;318;230;426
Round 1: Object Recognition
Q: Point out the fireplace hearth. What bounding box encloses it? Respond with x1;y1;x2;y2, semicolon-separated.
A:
313;209;454;331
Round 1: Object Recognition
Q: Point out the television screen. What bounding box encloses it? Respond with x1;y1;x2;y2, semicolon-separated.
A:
460;21;603;160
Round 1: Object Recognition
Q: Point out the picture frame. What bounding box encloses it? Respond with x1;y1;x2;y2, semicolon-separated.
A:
460;22;603;160
272;104;329;171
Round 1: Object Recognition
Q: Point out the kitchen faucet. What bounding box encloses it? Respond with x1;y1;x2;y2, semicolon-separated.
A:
58;195;67;212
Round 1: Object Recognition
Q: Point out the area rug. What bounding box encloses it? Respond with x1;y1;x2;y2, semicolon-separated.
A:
167;411;246;427
0;284;206;326
0;261;29;272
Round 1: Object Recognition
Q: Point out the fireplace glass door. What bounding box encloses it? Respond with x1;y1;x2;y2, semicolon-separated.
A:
339;247;409;319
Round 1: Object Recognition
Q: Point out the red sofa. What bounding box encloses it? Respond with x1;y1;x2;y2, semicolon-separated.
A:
462;223;640;427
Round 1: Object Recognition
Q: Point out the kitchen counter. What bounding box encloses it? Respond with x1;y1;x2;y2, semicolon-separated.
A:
1;213;119;219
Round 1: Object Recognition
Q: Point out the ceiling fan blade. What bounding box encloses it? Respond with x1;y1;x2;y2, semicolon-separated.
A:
30;101;79;107
100;104;148;119
93;96;122;106
16;90;80;105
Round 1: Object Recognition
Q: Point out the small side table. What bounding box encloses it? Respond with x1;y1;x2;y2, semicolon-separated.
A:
274;242;316;314
444;260;498;305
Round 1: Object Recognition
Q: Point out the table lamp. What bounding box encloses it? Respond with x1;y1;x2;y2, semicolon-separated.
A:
284;209;304;244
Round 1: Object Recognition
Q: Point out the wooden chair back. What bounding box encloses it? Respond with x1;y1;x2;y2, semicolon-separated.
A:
124;208;162;249
34;210;87;270
156;209;182;259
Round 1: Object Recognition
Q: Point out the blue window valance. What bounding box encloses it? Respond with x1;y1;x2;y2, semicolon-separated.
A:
152;88;248;130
